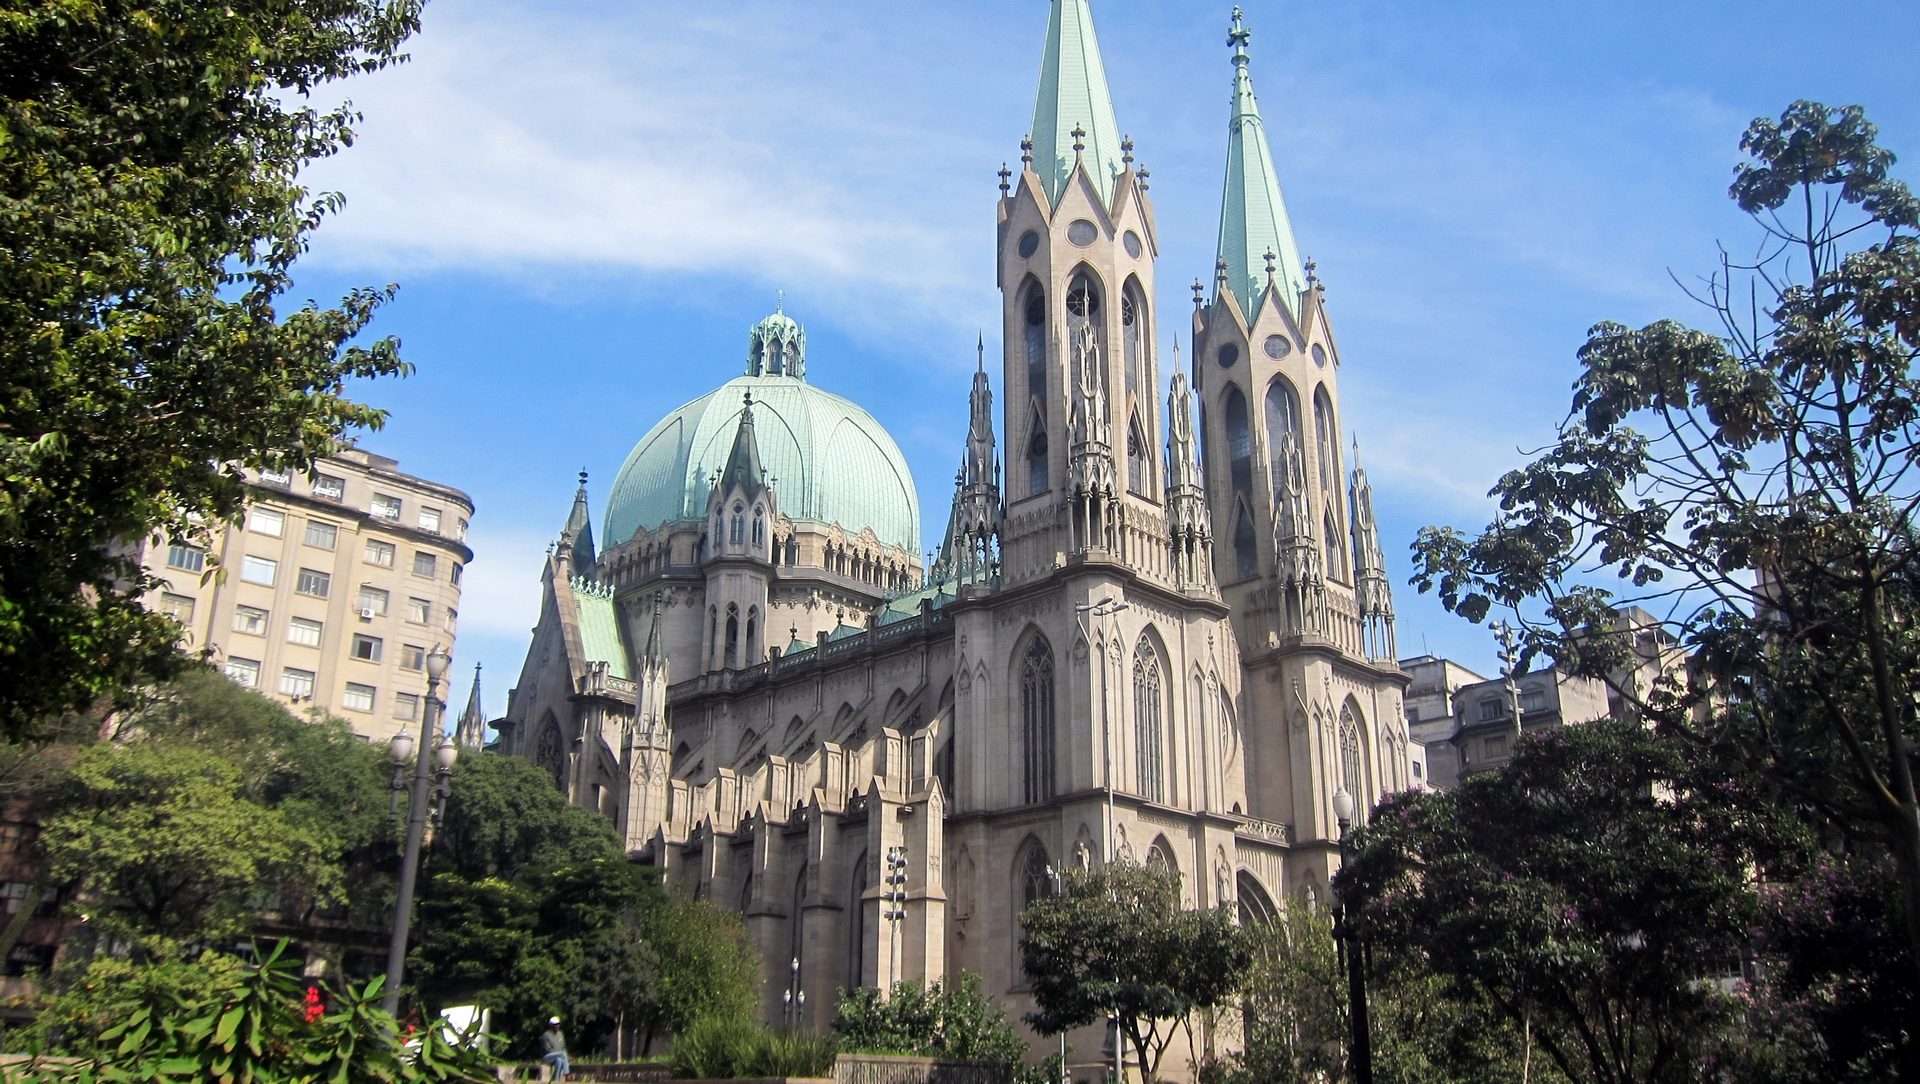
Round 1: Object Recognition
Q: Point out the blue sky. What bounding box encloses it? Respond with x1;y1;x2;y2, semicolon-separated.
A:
288;0;1918;720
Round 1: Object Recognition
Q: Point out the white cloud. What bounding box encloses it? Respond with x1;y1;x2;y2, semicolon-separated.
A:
455;525;552;640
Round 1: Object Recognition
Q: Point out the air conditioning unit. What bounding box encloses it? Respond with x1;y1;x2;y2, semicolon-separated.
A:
359;607;375;620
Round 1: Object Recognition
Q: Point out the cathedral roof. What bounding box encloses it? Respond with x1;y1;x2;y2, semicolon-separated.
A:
603;310;919;552
1029;0;1124;209
570;576;630;680
1214;8;1308;320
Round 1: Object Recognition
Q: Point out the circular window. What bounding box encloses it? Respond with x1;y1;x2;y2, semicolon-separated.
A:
1123;230;1142;259
1312;343;1328;367
1263;335;1292;360
1017;230;1040;259
1067;219;1098;247
1217;343;1239;369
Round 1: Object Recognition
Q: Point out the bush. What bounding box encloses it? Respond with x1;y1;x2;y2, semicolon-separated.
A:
668;1016;836;1079
833;972;1024;1062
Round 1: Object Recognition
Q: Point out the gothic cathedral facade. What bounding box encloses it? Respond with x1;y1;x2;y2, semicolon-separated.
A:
496;0;1411;1064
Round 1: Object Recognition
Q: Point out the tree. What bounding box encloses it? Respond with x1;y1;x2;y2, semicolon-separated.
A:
638;893;761;1047
0;0;424;740
1019;861;1250;1084
1341;722;1797;1084
38;742;336;953
1409;98;1920;995
429;751;623;882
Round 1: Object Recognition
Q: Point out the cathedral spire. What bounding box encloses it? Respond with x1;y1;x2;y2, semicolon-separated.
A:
1350;441;1396;660
1164;341;1214;591
561;469;596;569
1029;0;1125;209
935;344;1003;586
456;663;487;750
1214;7;1307;321
719;391;768;499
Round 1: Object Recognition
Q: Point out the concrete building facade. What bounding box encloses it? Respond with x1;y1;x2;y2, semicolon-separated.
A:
137;447;474;742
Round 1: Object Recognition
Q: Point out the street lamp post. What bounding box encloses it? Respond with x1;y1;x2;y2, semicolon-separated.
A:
1331;788;1373;1084
883;846;908;990
383;646;457;1017
782;956;805;1028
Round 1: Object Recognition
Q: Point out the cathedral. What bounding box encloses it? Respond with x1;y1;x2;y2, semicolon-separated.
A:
496;0;1414;1063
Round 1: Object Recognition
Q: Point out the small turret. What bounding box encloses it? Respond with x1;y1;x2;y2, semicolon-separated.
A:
560;469;596;571
1163;341;1213;591
456;663;487;750
1349;444;1396;660
719;392;768;500
624;595;673;853
932;338;1004;587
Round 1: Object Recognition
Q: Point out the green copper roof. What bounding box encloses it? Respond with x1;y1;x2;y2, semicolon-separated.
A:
1215;9;1307;320
604;318;920;552
1030;0;1124;209
570;577;630;680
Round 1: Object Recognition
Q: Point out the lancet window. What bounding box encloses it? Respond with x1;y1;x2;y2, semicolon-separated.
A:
1338;703;1364;814
1123;286;1151;494
1021;636;1056;805
1133;636;1164;803
1265;377;1303;498
1314;387;1349;582
1025;288;1048;495
1225;387;1258;578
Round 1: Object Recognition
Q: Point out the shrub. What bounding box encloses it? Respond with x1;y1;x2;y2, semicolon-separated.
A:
833;972;1024;1063
669;1016;836;1079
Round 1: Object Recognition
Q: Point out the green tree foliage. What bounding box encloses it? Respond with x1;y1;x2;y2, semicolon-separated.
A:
408;753;757;1057
1209;899;1532;1084
9;940;497;1083
0;0;424;740
834;972;1027;1062
1407;100;1920;974
1019;861;1250;1084
1341;723;1799;1084
39;742;337;952
667;1016;838;1081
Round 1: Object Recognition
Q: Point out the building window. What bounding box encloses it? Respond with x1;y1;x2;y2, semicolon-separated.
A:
356;586;389;618
729;502;745;544
1520;688;1548;713
287;617;323;647
225;657;261;687
159;592;196;625
1485;736;1507;758
370;494;402;521
451;563;463;586
350;634;383;662
412;552;437;578
1406;707;1421;724
1412;760;1424;780
1478;698;1505;722
417;507;442;534
304;520;338;549
0;824;39;854
312;474;345;501
1133;636;1164;804
1025;286;1048;496
1018;845;1054;982
341;683;376;712
455;518;469;541
279;668;315;698
167;545;205;573
400;644;426;671
240;555;277;586
295;568;331;598
232;605;268;635
364;539;396;568
248;508;285;537
752;508;764;547
1021;636;1056;805
1338;705;1363;813
1224;386;1257;578
1314;387;1348;581
405;597;430;625
444;608;457;633
393;693;420;721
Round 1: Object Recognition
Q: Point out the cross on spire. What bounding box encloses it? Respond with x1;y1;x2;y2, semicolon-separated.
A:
1264;248;1277;278
1070;124;1086;155
1192;279;1205;308
1020;136;1033;167
1305;257;1320;288
1228;6;1251;58
998;163;1012;195
1121;137;1134;167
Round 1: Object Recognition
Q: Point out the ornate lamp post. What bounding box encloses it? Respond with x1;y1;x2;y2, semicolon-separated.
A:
383;646;457;1017
782;956;806;1028
1331;788;1373;1084
882;846;908;990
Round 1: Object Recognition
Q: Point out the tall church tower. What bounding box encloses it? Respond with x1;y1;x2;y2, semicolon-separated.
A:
1191;9;1409;891
996;0;1161;578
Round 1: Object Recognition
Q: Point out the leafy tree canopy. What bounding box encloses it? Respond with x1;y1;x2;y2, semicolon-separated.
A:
1342;722;1802;1084
0;0;424;740
1408;98;1920;984
1019;861;1249;1084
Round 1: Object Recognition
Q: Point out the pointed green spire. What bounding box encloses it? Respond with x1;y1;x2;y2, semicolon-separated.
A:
1029;0;1124;209
1215;7;1307;319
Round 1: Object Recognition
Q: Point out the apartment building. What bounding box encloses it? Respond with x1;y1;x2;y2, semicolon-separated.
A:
1398;654;1489;790
136;447;474;742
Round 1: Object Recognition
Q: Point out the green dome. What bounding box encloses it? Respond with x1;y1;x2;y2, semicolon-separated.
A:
604;373;920;553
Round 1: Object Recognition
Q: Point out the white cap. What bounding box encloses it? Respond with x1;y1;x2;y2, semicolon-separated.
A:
550;1016;561;1025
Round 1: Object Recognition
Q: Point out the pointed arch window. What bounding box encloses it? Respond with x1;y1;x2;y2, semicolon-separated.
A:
1025;288;1049;496
724;604;740;669
847;852;867;989
1224;387;1256;578
730;501;746;544
1338;703;1364;816
1018;845;1054;982
1021;637;1056;805
1314;387;1348;579
1127;412;1148;495
752;506;764;547
1264;377;1303;499
1133;636;1164;803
